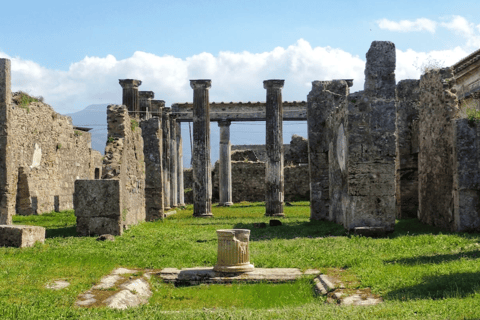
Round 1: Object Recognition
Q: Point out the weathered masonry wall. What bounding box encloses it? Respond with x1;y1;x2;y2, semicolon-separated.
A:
395;80;420;219
418;68;458;230
0;75;102;225
75;105;146;236
307;41;396;232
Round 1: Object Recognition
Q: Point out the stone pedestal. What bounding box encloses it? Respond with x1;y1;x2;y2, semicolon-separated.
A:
264;80;285;217
176;122;185;206
218;120;233;206
214;229;254;273
191;80;213;217
119;79;142;117
170;115;178;208
0;225;45;248
139;91;154;120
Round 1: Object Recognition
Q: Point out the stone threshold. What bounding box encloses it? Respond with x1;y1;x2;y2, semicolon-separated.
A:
159;267;321;285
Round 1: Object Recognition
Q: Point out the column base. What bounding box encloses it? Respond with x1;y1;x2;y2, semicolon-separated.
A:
164;206;171;211
193;213;214;218
265;213;285;217
214;263;255;273
218;202;233;207
177;203;186;207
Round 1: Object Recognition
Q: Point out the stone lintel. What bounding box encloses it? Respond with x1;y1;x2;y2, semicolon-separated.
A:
119;79;142;89
0;225;46;248
172;101;307;122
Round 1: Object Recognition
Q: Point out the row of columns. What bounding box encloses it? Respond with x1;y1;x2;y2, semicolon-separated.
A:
119;80;185;214
190;79;285;217
120;78;286;218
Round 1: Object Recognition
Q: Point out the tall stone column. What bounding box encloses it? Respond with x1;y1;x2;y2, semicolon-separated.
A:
151;100;165;118
170;115;178;208
119;79;142;118
0;59;12;225
141;116;164;221
264;80;285;217
191;80;213;217
218;120;233;206
162;109;171;210
139;91;154;120
176;122;185;206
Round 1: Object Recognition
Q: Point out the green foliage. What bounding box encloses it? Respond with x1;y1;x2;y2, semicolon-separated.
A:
466;107;480;122
2;204;480;318
107;136;115;143
130;119;139;131
56;143;62;150
74;130;83;137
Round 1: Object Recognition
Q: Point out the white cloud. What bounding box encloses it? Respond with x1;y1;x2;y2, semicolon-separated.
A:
4;39;366;113
377;18;437;33
441;15;480;48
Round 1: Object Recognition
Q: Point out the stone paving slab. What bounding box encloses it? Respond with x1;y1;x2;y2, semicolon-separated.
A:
158;267;320;285
45;280;70;290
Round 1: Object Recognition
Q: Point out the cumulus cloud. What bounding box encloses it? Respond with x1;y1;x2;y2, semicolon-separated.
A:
377;18;437;33
4;39;366;114
441;15;480;48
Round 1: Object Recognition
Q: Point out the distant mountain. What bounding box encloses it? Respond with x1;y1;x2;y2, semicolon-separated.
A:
64;104;308;168
65;104;108;154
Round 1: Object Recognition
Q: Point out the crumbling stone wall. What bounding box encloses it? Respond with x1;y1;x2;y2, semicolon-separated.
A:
75;105;145;236
9;98;102;215
231;145;290;162
418;68;459;230
0;59;102;224
307;41;396;232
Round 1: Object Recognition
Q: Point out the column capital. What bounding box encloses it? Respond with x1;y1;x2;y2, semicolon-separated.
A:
119;79;142;89
190;79;212;90
151;100;165;108
139;91;154;99
217;120;231;127
263;79;285;89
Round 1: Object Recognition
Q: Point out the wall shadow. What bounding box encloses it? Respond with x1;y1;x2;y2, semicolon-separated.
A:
384;251;480;266
233;220;346;241
46;226;76;238
385;272;480;300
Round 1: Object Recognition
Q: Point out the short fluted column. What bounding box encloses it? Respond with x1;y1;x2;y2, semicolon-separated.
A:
264;80;285;217
191;80;213;217
176;122;185;206
162;109;171;210
170;115;178;208
119;79;142;118
139;91;154;120
214;229;254;273
218;120;233;206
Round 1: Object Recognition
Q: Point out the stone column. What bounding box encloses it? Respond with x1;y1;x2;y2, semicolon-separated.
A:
264;80;285;217
119;79;142;118
170;115;178;208
141;116;164;221
191;80;213;217
176;122;185;206
214;229;254;273
139;91;154;120
151;100;165;118
162;109;171;210
0;59;12;225
218;120;233;206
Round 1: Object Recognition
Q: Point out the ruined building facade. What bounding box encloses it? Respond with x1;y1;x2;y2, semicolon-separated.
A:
0;59;102;225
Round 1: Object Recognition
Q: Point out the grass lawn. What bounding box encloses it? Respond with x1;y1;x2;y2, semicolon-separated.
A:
1;201;480;319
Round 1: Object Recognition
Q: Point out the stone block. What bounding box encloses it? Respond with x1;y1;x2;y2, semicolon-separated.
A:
0;225;45;247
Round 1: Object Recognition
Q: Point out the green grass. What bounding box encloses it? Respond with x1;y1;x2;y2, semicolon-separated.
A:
1;202;480;319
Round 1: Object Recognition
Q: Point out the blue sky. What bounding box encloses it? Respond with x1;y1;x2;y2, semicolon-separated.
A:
1;1;480;163
1;0;480;112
